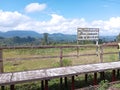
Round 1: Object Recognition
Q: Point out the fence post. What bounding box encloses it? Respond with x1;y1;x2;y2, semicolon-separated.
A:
0;49;5;90
45;80;48;90
60;48;63;67
100;72;105;81
85;74;88;83
112;70;116;81
64;77;68;88
117;69;119;78
60;77;63;89
100;46;103;63
96;45;99;56
77;46;79;57
41;80;44;90
118;43;120;60
71;76;75;90
0;49;3;73
93;73;97;85
10;85;15;90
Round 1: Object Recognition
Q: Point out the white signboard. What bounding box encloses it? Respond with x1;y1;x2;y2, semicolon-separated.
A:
77;28;99;41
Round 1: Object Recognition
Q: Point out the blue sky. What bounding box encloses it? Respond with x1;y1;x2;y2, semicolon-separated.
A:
0;0;120;36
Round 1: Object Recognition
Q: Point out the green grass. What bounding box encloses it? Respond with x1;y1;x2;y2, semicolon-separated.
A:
3;46;120;72
112;83;120;88
4;58;60;72
1;46;120;90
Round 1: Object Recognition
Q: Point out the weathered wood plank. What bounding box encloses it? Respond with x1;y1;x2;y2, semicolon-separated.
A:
0;45;98;50
0;61;120;86
46;67;76;78
0;73;12;85
11;70;46;84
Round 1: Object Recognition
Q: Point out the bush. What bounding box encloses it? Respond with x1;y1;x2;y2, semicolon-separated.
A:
52;59;72;67
98;80;109;90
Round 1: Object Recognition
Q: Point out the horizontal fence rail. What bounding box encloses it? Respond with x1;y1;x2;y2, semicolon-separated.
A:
0;45;98;49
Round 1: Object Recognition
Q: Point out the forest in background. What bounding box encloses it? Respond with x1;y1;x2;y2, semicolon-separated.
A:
0;30;119;46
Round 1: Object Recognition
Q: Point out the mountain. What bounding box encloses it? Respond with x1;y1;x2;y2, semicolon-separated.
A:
99;36;116;42
49;33;76;42
0;30;117;42
0;30;41;38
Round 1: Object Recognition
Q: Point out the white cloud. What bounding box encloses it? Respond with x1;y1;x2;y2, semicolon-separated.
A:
15;14;88;34
25;3;46;13
49;14;66;24
0;10;30;32
91;17;120;35
0;10;120;36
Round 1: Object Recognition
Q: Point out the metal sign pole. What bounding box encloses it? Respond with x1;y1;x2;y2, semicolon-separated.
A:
118;43;120;60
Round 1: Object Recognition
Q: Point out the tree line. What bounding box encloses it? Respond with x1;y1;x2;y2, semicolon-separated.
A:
0;33;119;46
0;33;76;46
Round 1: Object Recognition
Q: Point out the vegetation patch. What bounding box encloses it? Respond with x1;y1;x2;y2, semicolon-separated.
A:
52;59;72;67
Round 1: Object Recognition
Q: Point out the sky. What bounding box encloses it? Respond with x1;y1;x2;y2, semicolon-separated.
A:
0;0;120;36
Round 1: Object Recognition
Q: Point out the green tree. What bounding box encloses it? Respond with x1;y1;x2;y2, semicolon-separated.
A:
41;33;49;45
117;33;120;41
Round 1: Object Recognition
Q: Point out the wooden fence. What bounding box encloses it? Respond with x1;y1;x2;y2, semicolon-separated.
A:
0;44;119;73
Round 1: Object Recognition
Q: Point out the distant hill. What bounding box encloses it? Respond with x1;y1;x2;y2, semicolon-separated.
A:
0;30;41;38
49;33;76;42
99;36;116;42
0;30;117;42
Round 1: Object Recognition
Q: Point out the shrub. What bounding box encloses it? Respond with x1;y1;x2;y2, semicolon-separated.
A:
52;59;72;67
98;80;109;90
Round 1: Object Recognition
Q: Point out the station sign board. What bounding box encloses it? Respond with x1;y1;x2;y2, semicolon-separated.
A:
77;28;99;41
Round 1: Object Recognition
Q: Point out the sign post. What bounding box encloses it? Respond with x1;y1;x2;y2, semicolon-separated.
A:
77;28;99;56
0;49;3;73
118;43;120;60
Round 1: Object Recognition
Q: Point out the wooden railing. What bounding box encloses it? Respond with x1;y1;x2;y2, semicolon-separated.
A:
0;44;119;73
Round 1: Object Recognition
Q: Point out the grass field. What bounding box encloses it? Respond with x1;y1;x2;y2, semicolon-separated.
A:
1;45;120;90
3;46;119;72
